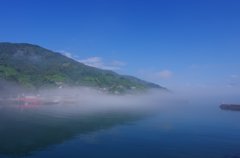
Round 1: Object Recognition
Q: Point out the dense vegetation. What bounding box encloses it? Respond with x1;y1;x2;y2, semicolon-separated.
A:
0;42;165;93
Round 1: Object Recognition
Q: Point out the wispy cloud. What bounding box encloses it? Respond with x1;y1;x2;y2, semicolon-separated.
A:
227;74;240;88
230;74;239;79
60;51;126;70
78;57;126;70
138;69;173;81
154;70;173;79
58;50;76;59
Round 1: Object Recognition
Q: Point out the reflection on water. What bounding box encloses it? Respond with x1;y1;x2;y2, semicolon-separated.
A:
0;103;147;157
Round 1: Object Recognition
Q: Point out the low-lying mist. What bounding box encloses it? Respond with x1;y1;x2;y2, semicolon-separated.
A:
0;80;173;115
1;79;240;115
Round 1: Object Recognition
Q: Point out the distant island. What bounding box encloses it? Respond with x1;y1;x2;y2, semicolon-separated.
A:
220;104;240;111
0;42;166;94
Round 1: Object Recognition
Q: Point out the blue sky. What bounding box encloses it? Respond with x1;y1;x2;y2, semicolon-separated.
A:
0;0;240;91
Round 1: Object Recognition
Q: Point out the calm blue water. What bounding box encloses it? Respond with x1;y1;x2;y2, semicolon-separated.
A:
0;98;240;158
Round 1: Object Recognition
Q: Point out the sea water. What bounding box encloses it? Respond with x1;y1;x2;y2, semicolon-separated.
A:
0;97;240;158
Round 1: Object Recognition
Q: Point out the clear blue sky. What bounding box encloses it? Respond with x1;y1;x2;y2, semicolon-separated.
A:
0;0;240;91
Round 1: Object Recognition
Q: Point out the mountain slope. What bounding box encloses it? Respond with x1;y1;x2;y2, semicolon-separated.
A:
0;42;166;93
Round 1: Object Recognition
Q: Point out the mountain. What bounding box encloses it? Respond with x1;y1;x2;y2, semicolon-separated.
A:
0;42;166;93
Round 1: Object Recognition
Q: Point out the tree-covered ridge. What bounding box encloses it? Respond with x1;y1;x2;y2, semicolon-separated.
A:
0;42;165;93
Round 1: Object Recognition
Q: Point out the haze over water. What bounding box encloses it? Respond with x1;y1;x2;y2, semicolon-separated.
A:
0;90;240;158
